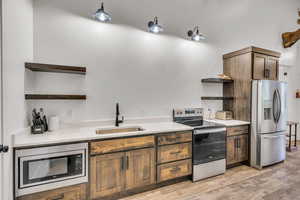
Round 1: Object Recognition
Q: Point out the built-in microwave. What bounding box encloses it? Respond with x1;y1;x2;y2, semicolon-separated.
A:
15;143;88;197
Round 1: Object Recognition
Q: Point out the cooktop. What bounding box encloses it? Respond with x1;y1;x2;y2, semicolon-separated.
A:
173;108;225;129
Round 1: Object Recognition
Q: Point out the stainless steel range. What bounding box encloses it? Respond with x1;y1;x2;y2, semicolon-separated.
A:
173;108;226;182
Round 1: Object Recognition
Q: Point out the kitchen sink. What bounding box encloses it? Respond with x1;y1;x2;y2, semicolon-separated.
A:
96;126;144;134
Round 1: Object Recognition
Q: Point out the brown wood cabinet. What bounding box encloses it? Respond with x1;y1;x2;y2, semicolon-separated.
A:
226;126;249;166
157;159;192;182
125;148;155;190
157;143;191;163
90;136;155;155
90;148;155;199
17;132;192;200
90;152;125;199
17;184;86;200
156;131;193;183
253;53;278;80
223;46;281;121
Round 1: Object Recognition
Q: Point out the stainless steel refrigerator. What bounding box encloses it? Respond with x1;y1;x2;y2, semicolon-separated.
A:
251;80;287;169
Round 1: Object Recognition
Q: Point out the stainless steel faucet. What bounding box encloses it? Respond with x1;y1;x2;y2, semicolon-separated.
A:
115;103;124;127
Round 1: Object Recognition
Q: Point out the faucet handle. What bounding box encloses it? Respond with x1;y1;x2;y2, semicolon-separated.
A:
121;116;124;122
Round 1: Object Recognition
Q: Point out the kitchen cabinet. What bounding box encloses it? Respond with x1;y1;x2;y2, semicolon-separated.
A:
157;132;192;183
226;125;249;166
157;159;192;182
267;56;279;80
90;152;125;199
125;148;155;190
90;136;156;199
90;148;155;199
17;184;86;200
223;46;281;121
16;132;192;200
253;53;278;80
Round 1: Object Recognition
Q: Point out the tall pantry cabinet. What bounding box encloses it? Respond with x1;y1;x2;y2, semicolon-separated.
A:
223;46;281;121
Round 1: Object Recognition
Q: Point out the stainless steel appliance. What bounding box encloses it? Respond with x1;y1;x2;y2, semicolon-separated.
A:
173;108;226;182
251;80;288;169
15;143;88;197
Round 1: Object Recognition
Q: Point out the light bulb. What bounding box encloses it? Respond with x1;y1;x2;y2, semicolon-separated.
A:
94;3;112;22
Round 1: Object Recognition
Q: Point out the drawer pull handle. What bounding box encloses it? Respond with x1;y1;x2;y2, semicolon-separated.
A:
49;194;64;200
170;151;182;155
170;166;181;173
167;136;181;141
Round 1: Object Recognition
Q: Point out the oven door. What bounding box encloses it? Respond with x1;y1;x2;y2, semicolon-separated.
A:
193;128;226;165
16;143;88;196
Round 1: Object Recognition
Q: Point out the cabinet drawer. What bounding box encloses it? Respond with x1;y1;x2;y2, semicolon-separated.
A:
157;131;192;145
157;143;192;164
227;125;249;136
91;136;155;155
157;159;192;182
17;184;86;200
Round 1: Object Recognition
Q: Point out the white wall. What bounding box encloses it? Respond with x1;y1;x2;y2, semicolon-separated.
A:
2;0;33;199
30;0;300;124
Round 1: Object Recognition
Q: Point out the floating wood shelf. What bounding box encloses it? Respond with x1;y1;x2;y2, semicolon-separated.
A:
201;78;233;83
25;94;87;100
201;96;234;100
25;63;86;75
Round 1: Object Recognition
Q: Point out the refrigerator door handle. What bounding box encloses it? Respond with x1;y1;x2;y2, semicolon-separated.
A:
272;89;278;123
276;88;281;123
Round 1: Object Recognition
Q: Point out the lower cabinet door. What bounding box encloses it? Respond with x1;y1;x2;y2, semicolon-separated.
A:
125;148;156;190
237;135;249;162
90;152;125;199
226;136;237;165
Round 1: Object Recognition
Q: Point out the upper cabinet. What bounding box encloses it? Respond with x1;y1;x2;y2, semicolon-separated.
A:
223;46;281;121
253;53;279;80
223;46;281;81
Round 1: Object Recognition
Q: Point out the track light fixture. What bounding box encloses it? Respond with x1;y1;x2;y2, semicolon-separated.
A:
148;17;163;34
187;26;206;42
94;2;112;22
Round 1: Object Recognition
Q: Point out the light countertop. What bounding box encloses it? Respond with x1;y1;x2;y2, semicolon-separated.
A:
205;119;250;127
12;122;193;148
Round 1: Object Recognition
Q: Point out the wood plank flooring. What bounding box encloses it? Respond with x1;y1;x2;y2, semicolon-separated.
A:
122;149;300;200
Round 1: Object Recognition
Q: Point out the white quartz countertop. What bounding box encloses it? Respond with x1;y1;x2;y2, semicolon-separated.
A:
205;119;250;127
12;122;193;148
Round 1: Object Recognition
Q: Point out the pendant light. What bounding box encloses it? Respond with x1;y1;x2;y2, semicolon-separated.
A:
187;26;206;42
94;2;112;22
148;17;163;33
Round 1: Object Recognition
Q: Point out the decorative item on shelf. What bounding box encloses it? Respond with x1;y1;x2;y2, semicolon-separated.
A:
296;89;300;98
217;74;232;80
93;2;112;22
215;111;233;120
148;16;163;33
31;108;48;134
187;26;206;42
49;116;60;132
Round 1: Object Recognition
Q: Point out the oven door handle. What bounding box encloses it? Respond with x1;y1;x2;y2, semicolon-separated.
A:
193;128;226;135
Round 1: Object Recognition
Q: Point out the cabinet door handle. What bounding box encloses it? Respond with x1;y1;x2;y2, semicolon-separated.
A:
49;194;64;200
121;156;125;171
234;138;237;148
126;155;129;170
264;68;270;78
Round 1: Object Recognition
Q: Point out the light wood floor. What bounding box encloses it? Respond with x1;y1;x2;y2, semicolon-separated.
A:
122;149;300;200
